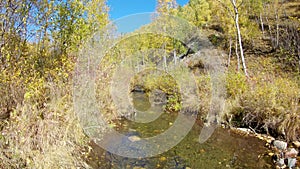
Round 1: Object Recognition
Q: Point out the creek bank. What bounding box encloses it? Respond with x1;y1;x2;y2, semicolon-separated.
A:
230;127;300;168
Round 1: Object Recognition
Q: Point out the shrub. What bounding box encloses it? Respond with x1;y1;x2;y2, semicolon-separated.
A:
226;72;249;98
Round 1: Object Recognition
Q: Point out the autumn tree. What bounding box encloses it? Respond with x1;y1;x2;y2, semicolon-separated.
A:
0;0;109;117
156;0;178;15
178;0;211;28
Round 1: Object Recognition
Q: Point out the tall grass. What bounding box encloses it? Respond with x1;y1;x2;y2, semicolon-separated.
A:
0;83;90;168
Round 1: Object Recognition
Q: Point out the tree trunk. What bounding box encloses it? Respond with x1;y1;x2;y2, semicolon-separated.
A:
260;13;265;37
275;12;279;48
173;50;177;65
228;37;232;67
235;37;240;71
164;54;167;71
231;0;248;77
163;43;167;71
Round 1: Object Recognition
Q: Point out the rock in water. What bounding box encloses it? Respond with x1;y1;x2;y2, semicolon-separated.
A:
287;158;296;169
105;131;156;169
272;140;287;150
277;158;285;168
128;135;141;142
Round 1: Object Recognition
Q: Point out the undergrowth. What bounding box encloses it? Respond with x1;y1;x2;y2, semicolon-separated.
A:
225;57;300;141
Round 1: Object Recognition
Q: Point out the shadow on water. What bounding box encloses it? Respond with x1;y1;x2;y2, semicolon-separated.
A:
86;92;273;169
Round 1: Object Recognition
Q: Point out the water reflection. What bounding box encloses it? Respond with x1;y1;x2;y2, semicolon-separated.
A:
86;91;273;169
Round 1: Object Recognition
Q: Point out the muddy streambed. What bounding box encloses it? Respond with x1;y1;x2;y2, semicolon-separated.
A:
85;92;273;169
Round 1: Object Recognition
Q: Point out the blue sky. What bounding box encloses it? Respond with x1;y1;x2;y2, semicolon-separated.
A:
107;0;189;33
107;0;189;19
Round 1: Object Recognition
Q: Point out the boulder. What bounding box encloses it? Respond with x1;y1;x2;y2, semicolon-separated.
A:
285;148;298;158
277;158;285;167
272;140;287;150
287;158;297;169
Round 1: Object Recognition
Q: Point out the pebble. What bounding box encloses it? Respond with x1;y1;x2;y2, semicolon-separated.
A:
128;135;141;142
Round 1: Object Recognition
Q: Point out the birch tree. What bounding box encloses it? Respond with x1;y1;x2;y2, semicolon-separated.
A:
231;0;248;77
155;0;179;69
212;0;248;76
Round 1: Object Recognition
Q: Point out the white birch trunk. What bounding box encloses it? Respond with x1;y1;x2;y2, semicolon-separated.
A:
275;12;279;48
228;37;232;67
231;0;248;77
260;13;265;37
235;37;240;71
173;50;177;65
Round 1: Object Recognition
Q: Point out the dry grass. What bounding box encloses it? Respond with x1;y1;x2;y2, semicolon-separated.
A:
0;84;90;168
224;56;300;141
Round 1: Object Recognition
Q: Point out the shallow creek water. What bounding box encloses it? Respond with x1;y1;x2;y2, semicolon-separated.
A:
86;92;273;169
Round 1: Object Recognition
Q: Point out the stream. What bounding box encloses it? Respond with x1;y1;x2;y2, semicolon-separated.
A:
86;92;273;169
